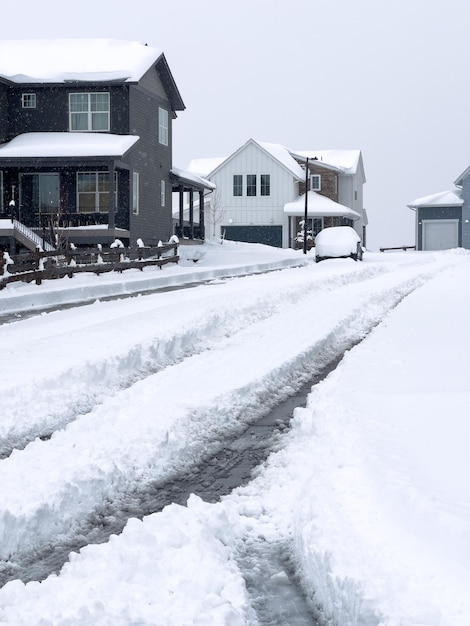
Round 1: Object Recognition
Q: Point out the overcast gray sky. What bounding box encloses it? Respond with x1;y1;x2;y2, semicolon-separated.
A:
7;0;470;250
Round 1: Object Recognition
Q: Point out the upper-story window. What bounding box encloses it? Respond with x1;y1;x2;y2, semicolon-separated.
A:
233;175;243;196
247;174;257;197
260;174;271;196
158;107;168;145
22;93;37;109
311;175;321;191
69;93;110;132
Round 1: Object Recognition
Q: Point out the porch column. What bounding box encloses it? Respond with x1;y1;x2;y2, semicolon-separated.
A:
108;162;115;230
199;190;205;240
189;189;194;240
178;185;184;236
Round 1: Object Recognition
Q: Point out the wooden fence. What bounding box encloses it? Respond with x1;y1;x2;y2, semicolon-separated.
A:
379;246;416;252
0;242;179;290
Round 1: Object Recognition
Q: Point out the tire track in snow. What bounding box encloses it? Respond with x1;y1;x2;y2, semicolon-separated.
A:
0;256;462;572
0;259;410;459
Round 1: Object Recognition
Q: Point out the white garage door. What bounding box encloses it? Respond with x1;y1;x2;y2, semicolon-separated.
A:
422;220;459;251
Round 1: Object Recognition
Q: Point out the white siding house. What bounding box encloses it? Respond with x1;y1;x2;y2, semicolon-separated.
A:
188;139;367;249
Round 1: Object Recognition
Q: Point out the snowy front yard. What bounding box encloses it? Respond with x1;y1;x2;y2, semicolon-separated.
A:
0;241;468;625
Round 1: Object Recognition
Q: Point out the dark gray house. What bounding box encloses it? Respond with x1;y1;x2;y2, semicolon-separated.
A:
408;165;470;251
0;39;208;250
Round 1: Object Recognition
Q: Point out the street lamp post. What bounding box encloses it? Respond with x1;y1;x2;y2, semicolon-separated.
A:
303;157;309;254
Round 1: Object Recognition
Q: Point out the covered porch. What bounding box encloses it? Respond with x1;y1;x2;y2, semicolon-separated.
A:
171;167;215;241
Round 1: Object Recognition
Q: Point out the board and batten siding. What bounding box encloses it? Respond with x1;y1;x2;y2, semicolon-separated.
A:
210;141;300;247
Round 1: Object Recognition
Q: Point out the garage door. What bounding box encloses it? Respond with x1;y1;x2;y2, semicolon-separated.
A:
223;225;283;248
422;220;459;251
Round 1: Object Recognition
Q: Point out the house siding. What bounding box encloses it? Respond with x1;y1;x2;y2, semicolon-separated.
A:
6;85;130;137
210;142;300;247
128;83;173;245
0;84;8;142
461;175;470;249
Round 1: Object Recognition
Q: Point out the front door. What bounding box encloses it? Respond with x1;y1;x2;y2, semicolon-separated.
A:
20;173;60;224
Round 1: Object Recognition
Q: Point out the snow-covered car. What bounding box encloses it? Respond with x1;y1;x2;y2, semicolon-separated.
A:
314;226;363;262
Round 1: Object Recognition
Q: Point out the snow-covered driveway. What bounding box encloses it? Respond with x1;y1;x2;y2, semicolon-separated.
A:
0;243;468;625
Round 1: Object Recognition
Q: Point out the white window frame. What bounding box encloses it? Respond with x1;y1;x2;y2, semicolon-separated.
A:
311;174;321;191
69;92;110;132
22;93;37;109
246;174;257;197
158;107;169;146
260;174;271;197
160;180;166;206
132;172;140;215
233;174;243;196
76;171;117;213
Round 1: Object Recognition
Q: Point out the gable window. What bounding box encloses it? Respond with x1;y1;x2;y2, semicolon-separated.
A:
311;175;321;191
260;174;270;196
158;107;168;146
160;180;166;206
132;172;140;215
77;172;117;212
22;93;37;109
69;93;110;131
233;175;243;196
246;174;257;197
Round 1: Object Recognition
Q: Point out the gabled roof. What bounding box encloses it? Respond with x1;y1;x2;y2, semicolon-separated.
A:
284;191;361;219
0;132;139;159
407;188;463;209
193;139;306;181
0;39;185;110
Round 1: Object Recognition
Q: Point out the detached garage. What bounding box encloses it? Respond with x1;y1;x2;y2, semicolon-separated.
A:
408;190;463;251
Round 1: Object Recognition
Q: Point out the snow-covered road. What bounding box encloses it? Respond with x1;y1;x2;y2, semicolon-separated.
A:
0;242;468;625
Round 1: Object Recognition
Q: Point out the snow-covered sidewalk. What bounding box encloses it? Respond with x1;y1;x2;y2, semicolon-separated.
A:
0;244;468;625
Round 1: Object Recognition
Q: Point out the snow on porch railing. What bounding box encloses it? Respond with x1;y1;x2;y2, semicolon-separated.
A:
0;240;179;290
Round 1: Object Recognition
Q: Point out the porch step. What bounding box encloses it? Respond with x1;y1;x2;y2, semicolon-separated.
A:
12;220;55;252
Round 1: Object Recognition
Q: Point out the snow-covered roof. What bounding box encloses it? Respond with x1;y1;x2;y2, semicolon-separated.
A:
284;191;361;219
292;149;362;175
255;141;305;180
187;157;226;178
171;166;216;190
0;39;162;84
407;188;463;209
0;132;139;158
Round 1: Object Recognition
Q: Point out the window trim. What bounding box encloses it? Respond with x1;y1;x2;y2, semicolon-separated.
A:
22;93;37;109
233;174;243;197
69;92;110;132
311;174;321;191
246;174;257;197
76;171;117;213
260;174;271;197
160;179;166;207
158;107;169;146
132;172;140;215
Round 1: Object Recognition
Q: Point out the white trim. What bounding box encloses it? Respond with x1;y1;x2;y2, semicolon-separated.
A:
69;92;110;132
311;174;321;191
160;180;166;207
132;171;140;215
21;93;36;109
158;107;168;146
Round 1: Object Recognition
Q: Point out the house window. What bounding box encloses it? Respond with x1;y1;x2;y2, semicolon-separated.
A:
233;175;243;196
311;175;321;191
158;107;168;146
247;174;257;197
22;93;37;109
77;172;117;213
132;172;140;215
260;174;270;196
69;93;110;131
160;180;166;206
